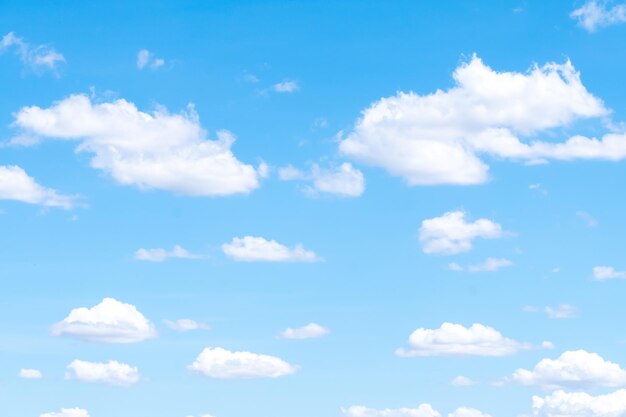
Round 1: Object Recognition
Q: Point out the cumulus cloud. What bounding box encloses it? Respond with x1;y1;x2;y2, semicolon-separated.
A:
280;323;330;339
222;236;320;262
52;298;157;343
279;162;365;197
40;409;90;417
134;245;201;262
419;211;506;255
188;347;298;379
164;319;209;332
571;0;626;32
136;49;165;70
0;32;65;73
0;165;77;209
12;94;262;196
341;404;441;417
273;80;299;93
513;350;626;390
593;266;626;280
65;359;140;387
339;55;621;186
545;304;577;319
18;368;42;379
531;389;626;416
396;322;543;357
451;376;477;387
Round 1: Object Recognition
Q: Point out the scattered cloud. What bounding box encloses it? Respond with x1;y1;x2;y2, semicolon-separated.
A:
576;210;598;227
222;236;320;262
571;0;626;32
66;359;140;387
136;49;165;70
188;347;298;379
593;265;626;280
12;94;262;196
280;323;330;339
273;80;299;93
341;404;441;417
0;32;65;73
0;165;77;209
40;409;90;417
52;298;157;343
513;350;626;390
545;304;577;319
467;258;513;272
531;389;626;417
340;55;620;186
419;211;506;255
396;322;545;357
18;368;42;379
279;162;365;197
164;319;209;332
134;245;201;262
451;376;477;387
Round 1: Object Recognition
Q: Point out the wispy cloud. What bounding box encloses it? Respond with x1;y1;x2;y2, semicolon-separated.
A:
571;0;626;32
0;32;65;74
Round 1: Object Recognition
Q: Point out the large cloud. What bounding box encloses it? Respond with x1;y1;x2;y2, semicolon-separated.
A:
52;298;157;343
222;236;320;262
0;165;76;209
532;389;626;417
188;347;298;379
65;359;140;386
339;56;623;185
12;94;262;196
513;350;626;390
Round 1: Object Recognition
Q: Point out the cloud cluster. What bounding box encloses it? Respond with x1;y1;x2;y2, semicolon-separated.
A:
188;347;298;379
222;236;320;262
571;0;626;32
0;165;77;209
12;95;262;196
279;162;365;197
134;245;201;262
532;389;626;416
0;32;65;73
66;359;140;387
280;323;330;339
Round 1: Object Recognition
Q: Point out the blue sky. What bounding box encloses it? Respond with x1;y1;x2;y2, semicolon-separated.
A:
2;1;626;417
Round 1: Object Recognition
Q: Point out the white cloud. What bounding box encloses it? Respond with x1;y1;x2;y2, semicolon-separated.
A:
576;210;598;227
0;165;77;209
188;347;298;379
279;163;365;197
134;245;201;262
137;49;165;70
448;408;492;417
12;94;262;196
164;319;209;332
419;211;506;255
467;257;513;272
451;376;477;387
513;350;626;390
280;323;330;339
0;32;65;73
531;389;626;416
273;80;299;93
339;56;619;185
222;236;320;262
593;266;626;280
18;368;42;379
571;0;626;32
341;404;441;417
52;298;157;343
396;322;540;357
40;409;90;417
545;304;577;319
447;262;464;271
65;359;140;387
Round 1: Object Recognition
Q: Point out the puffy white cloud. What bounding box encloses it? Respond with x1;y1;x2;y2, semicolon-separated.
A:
40;409;90;417
339;56;618;185
447;408;491;417
279;162;365;197
531;389;626;417
0;165;77;209
419;211;506;255
341;404;441;417
1;32;65;73
52;298;157;343
12;94;262;196
513;350;626;390
545;304;577;319
273;80;299;93
468;258;513;272
134;245;201;262
18;368;42;379
451;376;477;387
396;322;538;357
280;323;330;339
136;49;165;70
164;319;209;332
593;266;626;280
65;359;140;387
222;236;320;262
188;347;298;379
571;0;626;32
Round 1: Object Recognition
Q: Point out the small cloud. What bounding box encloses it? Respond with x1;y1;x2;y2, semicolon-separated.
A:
0;32;65;74
280;162;365;198
164;319;209;332
188;347;298;379
136;49;165;70
0;165;78;209
552;267;561;273
280;323;330;340
273;80;299;93
222;236;320;262
243;72;259;83
451;375;478;386
593;266;626;280
523;305;540;313
529;183;548;195
467;258;513;272
545;304;578;319
40;408;90;417
447;262;464;272
18;368;42;379
576;211;598;227
571;0;626;32
134;245;202;262
65;359;140;387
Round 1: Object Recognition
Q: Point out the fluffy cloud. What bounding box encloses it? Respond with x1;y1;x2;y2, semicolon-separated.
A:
341;404;441;417
273;80;299;93
12;94;262;196
164;319;209;332
136;49;165;70
0;165;77;209
188;347;298;379
280;323;330;339
396;322;541;357
40;409;89;417
339;56;620;185
531;389;626;416
222;236;320;262
18;368;42;379
571;0;626;32
513;350;626;390
451;376;477;387
134;245;201;262
65;359;140;387
52;298;157;343
419;211;506;255
545;304;577;319
279;163;365;197
593;266;626;280
0;32;65;73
